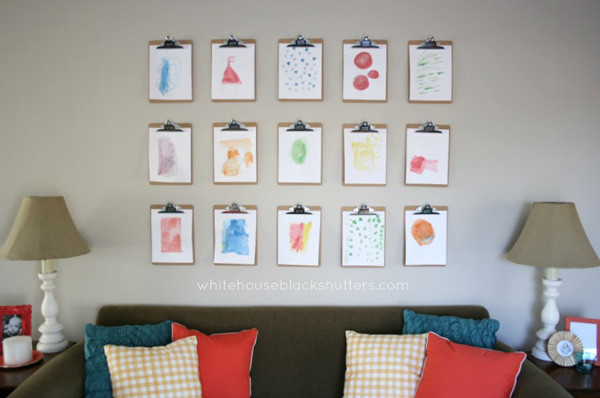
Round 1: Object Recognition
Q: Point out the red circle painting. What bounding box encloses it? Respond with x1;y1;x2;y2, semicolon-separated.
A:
354;52;373;69
368;70;379;79
353;75;369;90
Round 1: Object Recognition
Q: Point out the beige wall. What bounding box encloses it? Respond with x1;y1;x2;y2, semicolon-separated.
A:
1;0;599;350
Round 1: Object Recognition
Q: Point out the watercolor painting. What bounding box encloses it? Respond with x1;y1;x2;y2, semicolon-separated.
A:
343;42;387;101
278;41;323;100
213;208;257;265
343;127;387;185
405;126;450;186
277;208;321;266
149;126;192;184
151;207;194;264
278;125;322;184
213;126;257;183
342;210;385;267
404;208;447;266
409;43;452;102
211;41;255;101
149;42;192;101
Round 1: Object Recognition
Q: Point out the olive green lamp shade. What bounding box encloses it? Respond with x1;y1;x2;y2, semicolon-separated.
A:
0;196;90;261
507;202;600;269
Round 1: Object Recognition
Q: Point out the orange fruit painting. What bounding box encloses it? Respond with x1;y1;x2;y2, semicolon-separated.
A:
411;218;435;246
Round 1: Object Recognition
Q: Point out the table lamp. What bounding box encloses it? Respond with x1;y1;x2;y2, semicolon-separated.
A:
0;196;90;353
507;202;600;361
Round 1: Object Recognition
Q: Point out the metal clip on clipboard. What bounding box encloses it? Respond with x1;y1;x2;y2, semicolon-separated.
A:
286;204;312;215
222;202;248;214
288;34;314;47
351;204;377;216
159;202;184;213
220;35;246;48
222;119;248;131
415;121;442;133
157;120;183;132
352;35;379;48
287;120;313;131
413;203;439;215
351;121;379;133
157;36;184;49
417;35;445;50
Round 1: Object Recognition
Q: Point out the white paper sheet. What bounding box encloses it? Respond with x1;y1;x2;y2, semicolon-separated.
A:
405;127;450;186
149;44;193;101
343;43;387;101
278;127;322;184
211;43;255;100
278;42;322;100
409;44;452;102
405;209;447;266
342;210;385;267
344;128;387;185
213;209;257;265
148;127;192;184
213;126;257;183
277;210;321;266
151;208;194;264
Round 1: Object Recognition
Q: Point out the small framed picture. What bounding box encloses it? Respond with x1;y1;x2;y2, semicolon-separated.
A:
1;305;32;354
566;316;600;366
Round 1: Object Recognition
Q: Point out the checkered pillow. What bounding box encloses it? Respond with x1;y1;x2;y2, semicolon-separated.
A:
344;331;428;398
104;336;201;398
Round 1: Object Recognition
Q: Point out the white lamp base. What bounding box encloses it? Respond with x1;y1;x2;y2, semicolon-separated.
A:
531;268;562;361
37;272;68;353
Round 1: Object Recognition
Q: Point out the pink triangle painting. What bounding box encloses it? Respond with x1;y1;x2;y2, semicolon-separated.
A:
222;56;242;85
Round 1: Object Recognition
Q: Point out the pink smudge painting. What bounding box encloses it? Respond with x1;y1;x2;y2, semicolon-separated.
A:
161;217;182;253
222;56;242;85
410;156;438;175
289;222;312;253
157;137;177;176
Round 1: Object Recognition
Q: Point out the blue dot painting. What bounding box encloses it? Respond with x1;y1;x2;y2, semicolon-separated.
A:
221;219;249;255
279;42;322;99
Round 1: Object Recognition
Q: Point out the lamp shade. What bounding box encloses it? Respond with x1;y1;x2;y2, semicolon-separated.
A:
0;196;90;260
507;202;600;269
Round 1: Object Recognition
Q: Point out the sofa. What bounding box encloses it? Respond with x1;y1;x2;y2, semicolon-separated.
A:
9;305;572;398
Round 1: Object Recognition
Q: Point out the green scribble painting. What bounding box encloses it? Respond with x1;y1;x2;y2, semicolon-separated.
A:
343;212;385;266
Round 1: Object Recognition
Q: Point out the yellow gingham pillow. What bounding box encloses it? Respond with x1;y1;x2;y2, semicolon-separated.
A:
104;336;201;398
344;331;428;398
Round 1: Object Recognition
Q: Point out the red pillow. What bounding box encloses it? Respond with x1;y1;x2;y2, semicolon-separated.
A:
172;323;258;398
415;332;526;398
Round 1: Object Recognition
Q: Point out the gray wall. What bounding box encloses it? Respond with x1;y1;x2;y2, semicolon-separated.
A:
1;0;599;350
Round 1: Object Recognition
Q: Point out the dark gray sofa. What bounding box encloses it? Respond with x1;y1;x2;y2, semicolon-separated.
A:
9;305;572;398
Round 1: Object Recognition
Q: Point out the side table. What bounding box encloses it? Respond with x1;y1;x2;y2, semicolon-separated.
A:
529;355;600;398
0;342;76;398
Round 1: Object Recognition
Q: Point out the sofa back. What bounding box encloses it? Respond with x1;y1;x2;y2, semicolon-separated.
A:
96;305;489;398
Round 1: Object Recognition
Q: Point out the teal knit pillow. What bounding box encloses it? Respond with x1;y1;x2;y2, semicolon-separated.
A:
402;310;499;349
84;321;173;398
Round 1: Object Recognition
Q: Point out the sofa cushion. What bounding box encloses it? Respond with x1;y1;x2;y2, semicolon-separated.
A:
172;322;258;398
84;321;173;398
343;330;427;398
402;309;499;348
104;336;201;398
415;332;526;398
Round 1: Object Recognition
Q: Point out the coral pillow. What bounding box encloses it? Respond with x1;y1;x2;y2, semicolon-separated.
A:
415;332;526;398
172;323;258;398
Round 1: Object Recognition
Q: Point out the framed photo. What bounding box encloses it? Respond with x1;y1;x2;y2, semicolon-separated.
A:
566;316;600;366
1;305;32;354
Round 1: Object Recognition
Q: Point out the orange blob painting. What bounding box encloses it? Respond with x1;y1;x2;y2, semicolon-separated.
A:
411;218;435;246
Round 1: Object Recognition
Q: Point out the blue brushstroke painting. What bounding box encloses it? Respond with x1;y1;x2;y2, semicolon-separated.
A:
222;219;249;255
159;58;170;95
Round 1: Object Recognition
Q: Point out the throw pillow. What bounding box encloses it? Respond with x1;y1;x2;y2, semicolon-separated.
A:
402;309;500;348
84;321;173;398
172;323;258;398
104;336;201;398
343;330;428;398
415;332;526;398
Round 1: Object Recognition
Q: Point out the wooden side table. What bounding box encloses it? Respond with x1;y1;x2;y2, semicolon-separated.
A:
529;355;600;398
0;342;76;398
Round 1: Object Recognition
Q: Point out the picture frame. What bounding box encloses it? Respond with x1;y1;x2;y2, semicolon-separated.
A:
1;305;32;354
566;316;600;366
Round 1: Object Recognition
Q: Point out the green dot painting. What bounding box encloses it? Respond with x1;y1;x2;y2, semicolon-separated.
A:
343;213;385;265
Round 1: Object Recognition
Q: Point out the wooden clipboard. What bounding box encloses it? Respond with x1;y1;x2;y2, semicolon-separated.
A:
211;38;256;102
341;206;386;267
278;38;324;102
342;39;388;103
148;123;193;185
213;122;258;185
149;40;193;103
403;205;448;267
276;205;322;267
277;122;323;185
342;123;388;186
213;204;258;266
150;204;195;265
407;40;453;104
404;123;451;187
